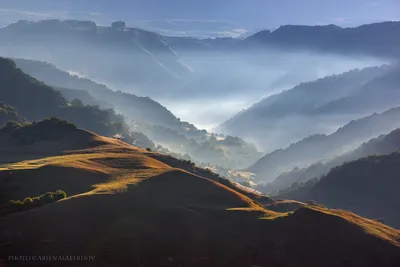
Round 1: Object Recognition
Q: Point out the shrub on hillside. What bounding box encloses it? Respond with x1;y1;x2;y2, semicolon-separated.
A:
0;121;22;134
1;190;67;217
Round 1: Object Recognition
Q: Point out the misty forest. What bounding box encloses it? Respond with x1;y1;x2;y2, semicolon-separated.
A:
1;1;400;266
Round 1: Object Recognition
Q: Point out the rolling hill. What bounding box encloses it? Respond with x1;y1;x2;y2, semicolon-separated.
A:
313;65;400;115
13;58;261;169
13;58;183;131
0;57;155;149
248;106;400;182
277;152;400;229
217;64;393;151
262;128;400;194
0;119;399;267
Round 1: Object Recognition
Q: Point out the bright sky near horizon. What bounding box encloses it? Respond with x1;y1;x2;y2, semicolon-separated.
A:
0;0;399;30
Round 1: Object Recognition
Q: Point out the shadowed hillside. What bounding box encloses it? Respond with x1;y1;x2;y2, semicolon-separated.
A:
264;128;400;193
218;65;392;151
13;58;184;131
0;57;156;149
314;65;400;115
248;106;400;182
0;58;67;120
277;152;400;229
0;119;268;207
0;119;399;267
13;58;261;169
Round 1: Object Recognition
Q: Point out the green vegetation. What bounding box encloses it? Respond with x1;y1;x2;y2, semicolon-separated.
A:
70;98;84;107
0;120;23;134
1;190;67;217
0;102;26;127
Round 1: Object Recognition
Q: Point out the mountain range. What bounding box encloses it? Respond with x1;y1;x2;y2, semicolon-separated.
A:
263;127;400;194
218;65;396;150
247;106;400;182
1;18;400;266
0;20;191;92
1;57;260;170
246;22;400;57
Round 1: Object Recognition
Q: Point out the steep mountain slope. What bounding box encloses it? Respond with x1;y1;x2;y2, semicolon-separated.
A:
246;21;400;57
13;58;183;131
0;57;153;147
13;58;261;169
263;128;400;193
218;65;392;151
278;152;400;229
314;65;400;115
0;20;191;92
248;107;400;182
0;120;399;267
0;58;68;120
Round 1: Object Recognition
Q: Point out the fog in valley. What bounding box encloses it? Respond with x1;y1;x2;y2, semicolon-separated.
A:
2;2;400;263
160;51;388;130
1;18;400;189
0;42;386;131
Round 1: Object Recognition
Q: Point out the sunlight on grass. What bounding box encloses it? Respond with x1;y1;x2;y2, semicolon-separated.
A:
309;206;400;245
89;169;169;194
226;207;290;220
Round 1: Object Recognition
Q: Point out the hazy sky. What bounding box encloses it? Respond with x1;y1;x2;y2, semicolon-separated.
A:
0;0;399;30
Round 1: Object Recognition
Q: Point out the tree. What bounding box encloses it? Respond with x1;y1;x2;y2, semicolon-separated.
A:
111;21;126;31
70;98;84;107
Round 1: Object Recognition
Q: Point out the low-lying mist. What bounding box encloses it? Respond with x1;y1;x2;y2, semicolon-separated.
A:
0;43;387;132
159;50;386;130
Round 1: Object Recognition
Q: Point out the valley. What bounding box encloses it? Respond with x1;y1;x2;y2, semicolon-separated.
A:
0;9;400;266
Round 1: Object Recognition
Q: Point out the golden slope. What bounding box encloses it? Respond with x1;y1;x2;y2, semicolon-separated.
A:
0;130;399;267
